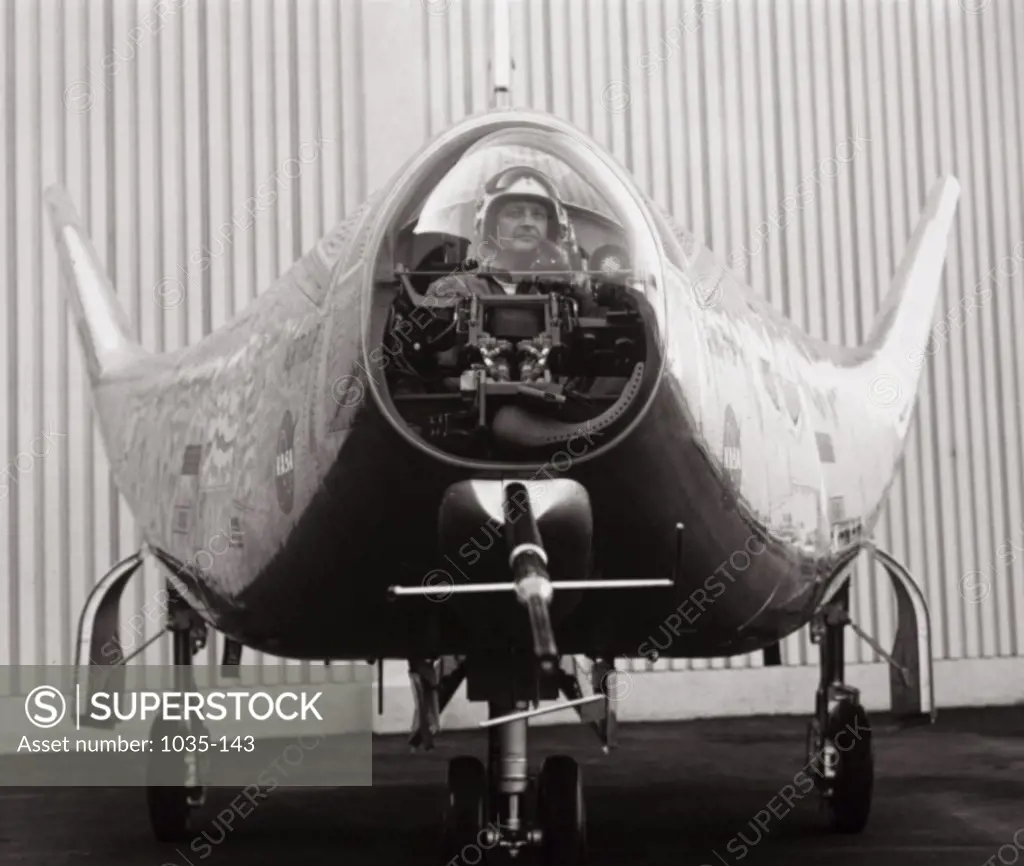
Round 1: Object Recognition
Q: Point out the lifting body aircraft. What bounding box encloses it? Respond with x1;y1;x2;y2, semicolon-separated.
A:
45;8;959;862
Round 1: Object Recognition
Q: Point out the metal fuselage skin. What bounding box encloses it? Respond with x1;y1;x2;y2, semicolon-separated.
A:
79;110;952;664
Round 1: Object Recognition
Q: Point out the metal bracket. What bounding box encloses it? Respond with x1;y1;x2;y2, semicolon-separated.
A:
389;575;675;599
73;549;148;729
390;522;683;601
866;542;936;724
814;541;935;725
478;693;603;729
73;545;227;730
553;657;618;752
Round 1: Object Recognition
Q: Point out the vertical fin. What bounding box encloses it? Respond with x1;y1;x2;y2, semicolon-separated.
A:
860;176;960;439
44;184;147;384
863;176;960;365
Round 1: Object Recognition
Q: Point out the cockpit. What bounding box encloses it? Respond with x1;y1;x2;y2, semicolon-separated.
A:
367;125;666;464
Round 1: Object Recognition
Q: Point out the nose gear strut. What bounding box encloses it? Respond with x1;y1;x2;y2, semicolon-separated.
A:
387;478;680;863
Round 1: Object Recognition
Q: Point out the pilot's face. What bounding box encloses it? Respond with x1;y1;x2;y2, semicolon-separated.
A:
495;198;549;253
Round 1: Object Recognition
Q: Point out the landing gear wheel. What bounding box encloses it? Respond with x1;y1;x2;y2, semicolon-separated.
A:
442;756;488;861
806;717;821;768
816;702;873;834
538;755;586;866
146;717;202;842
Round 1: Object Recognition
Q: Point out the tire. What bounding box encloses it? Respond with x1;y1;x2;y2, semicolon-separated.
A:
442;756;488;861
822;702;873;834
538;755;586;866
146;718;192;842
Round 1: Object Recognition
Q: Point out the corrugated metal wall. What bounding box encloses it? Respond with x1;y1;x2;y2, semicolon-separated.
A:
2;0;1022;699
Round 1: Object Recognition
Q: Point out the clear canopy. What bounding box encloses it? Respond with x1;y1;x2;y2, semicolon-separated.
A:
373;123;669;466
394;127;666;309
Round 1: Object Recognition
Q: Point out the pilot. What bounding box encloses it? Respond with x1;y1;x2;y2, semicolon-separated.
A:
425;165;597;313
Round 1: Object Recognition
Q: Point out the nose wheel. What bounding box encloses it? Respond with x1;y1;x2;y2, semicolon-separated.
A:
441;751;587;864
537;755;586;865
442;756;489;859
416;481;613;864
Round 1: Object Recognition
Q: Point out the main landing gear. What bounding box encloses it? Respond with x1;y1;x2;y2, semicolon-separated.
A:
146;586;210;841
805;543;935;834
807;587;874;833
72;552;212;843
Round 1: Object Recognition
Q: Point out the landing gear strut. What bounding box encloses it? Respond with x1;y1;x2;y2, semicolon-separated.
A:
388;477;674;865
805;543;935;834
807;584;873;833
442;691;588;864
72;551;214;843
146;584;208;842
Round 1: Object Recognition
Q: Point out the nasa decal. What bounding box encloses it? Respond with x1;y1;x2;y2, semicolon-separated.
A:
722;405;742;509
275;411;297;514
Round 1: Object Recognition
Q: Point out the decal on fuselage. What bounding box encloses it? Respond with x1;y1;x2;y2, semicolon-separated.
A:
181;444;203;475
173;505;191;534
204;410;238;490
228;516;245;548
275;411;297;514
815;431;835;463
173;444;203;535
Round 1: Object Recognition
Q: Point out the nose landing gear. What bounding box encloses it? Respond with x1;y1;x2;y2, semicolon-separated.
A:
805;543;934;834
537;754;586;865
72;550;219;843
807;590;874;834
442;755;490;858
387;478;668;865
441;696;588;864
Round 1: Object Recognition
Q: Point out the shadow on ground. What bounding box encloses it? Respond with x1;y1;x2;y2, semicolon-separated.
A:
1;706;1023;865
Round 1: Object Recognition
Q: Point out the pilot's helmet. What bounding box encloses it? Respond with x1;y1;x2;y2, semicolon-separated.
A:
473;166;579;266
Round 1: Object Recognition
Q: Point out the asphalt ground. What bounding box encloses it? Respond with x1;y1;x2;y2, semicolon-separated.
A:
1;706;1023;865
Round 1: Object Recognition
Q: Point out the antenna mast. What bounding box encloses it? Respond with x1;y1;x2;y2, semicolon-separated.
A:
491;0;512;108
